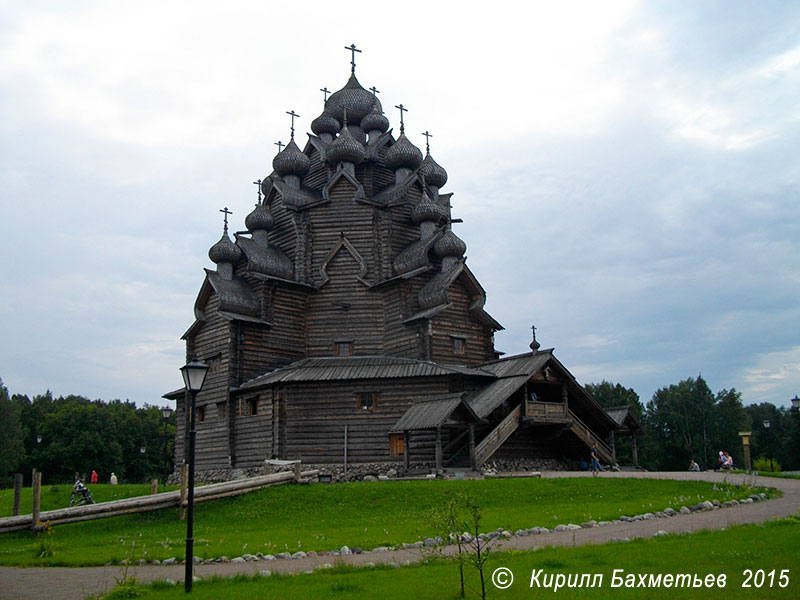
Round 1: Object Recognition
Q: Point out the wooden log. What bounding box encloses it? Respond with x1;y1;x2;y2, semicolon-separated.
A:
12;474;22;516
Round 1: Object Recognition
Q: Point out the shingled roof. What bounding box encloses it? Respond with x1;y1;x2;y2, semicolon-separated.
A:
390;394;479;432
236;356;493;390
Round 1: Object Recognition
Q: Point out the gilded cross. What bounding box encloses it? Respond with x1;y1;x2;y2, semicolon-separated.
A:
220;207;232;234
286;110;300;139
344;43;361;73
421;130;432;153
395;103;407;134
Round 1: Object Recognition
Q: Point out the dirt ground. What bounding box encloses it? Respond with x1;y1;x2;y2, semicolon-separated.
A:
1;471;797;600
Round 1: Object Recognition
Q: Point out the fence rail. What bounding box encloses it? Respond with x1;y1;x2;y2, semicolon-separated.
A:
0;469;319;534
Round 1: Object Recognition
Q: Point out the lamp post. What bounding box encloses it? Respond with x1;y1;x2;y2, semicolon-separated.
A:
161;407;174;483
180;357;209;593
792;395;800;410
762;420;774;472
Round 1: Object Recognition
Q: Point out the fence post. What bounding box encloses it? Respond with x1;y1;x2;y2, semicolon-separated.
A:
293;461;301;482
12;474;22;516
151;479;158;495
179;463;188;521
31;470;42;529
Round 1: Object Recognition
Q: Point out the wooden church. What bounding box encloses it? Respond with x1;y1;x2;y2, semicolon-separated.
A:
166;49;619;478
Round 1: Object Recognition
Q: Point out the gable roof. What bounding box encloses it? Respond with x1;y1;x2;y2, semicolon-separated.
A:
235;356;493;390
390;394;479;432
465;351;552;418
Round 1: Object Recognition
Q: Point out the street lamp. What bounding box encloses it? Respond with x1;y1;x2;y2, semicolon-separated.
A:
180;357;209;593
36;434;42;444
161;407;174;483
792;395;800;410
762;420;774;472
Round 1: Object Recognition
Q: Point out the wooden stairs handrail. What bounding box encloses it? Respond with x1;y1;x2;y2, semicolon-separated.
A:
475;405;521;466
567;409;615;464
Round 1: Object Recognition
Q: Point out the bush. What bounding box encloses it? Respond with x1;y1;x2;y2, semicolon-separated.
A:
753;455;781;473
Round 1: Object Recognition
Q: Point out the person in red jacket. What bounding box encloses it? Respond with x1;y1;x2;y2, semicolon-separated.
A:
90;470;98;484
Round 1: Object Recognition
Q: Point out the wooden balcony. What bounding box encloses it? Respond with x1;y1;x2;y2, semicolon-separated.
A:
524;400;569;423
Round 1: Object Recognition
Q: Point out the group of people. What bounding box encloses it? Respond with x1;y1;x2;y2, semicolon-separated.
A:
85;470;118;485
687;451;735;472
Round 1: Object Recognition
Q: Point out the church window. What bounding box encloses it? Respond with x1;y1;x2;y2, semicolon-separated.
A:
206;353;222;372
237;397;258;416
335;341;353;356
357;392;376;412
196;406;205;423
451;336;466;355
217;402;227;420
389;434;404;458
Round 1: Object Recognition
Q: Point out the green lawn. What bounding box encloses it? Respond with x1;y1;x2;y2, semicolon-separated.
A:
0;478;770;567
103;518;800;600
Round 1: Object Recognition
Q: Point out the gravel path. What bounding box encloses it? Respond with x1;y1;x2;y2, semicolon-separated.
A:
1;471;797;600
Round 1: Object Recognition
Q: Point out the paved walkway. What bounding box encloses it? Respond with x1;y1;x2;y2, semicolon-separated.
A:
1;471;798;600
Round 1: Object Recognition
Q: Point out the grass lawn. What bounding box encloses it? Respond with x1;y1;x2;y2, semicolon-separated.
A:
103;517;800;600
0;477;771;567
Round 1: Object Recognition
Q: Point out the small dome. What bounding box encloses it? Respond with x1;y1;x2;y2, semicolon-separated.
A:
272;139;310;177
420;152;448;188
311;110;340;136
385;133;423;171
245;203;274;232
326;124;366;165
326;74;381;125
434;229;466;259
360;102;389;133
411;193;445;224
209;233;242;264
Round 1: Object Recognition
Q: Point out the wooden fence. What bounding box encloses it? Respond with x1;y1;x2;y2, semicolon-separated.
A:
0;468;319;535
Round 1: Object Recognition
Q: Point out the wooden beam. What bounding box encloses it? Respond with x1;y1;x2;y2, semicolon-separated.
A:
435;427;442;470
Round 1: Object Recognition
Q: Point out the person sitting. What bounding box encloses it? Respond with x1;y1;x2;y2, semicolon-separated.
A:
688;459;700;472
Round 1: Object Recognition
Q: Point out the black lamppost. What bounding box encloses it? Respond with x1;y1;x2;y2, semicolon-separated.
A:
161;407;174;483
762;420;774;472
792;395;800;410
180;357;209;593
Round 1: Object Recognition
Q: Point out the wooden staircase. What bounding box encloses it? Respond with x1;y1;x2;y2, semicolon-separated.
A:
568;409;615;464
474;405;521;466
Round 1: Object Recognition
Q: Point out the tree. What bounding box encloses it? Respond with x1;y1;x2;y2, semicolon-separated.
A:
646;376;717;470
0;378;25;485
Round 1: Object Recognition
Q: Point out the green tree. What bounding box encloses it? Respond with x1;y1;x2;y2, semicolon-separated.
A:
0;378;25;485
646;376;717;470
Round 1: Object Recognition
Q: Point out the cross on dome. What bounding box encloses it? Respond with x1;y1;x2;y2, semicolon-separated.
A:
220;207;233;234
320;87;331;102
286;110;300;139
252;179;262;204
369;86;380;96
344;43;361;74
421;130;433;153
395;103;408;134
275;140;284;153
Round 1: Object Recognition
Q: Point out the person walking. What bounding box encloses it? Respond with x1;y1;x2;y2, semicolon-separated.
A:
591;443;602;477
91;470;98;484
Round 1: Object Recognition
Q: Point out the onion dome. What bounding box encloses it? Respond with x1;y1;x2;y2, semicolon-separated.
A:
311;109;340;136
385;133;423;171
420;152;448;188
361;102;389;133
209;232;242;264
327;123;365;165
411;192;445;224
272;139;310;177
434;229;466;259
245;202;274;232
326;74;380;124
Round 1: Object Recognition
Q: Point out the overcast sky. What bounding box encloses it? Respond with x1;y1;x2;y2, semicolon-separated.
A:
1;1;798;409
